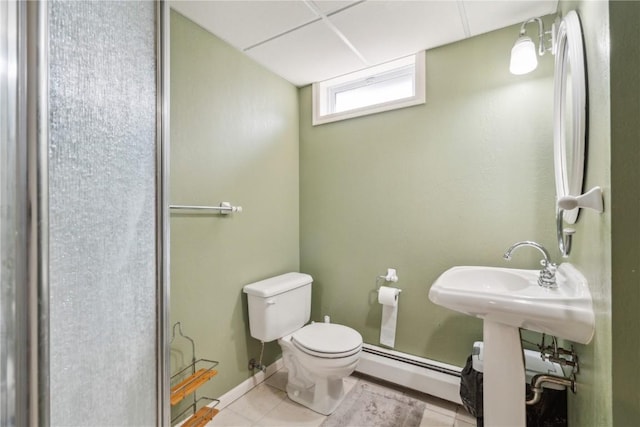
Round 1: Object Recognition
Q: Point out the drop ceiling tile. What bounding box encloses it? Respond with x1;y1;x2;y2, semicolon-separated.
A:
462;0;559;36
170;0;320;50
328;1;466;65
245;19;366;86
172;0;561;87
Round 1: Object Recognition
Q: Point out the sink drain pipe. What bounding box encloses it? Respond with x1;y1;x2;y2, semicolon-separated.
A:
526;374;576;405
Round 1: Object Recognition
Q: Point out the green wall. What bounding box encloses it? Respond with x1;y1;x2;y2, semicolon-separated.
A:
170;10;300;401
299;22;557;367
558;2;640;424
169;4;640;425
610;1;640;424
555;1;613;425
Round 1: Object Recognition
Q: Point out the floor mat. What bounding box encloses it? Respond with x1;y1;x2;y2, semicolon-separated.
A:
320;383;425;427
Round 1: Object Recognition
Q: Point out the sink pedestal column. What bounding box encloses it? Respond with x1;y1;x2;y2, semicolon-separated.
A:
483;320;526;427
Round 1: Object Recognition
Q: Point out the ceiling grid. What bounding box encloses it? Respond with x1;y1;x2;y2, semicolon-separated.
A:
170;0;558;87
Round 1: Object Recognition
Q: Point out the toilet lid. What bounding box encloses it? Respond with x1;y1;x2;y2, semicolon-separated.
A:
292;323;362;355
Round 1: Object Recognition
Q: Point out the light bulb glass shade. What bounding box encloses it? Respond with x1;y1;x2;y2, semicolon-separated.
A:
510;36;538;75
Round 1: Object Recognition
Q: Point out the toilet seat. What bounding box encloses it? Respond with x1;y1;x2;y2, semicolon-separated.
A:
292;323;362;359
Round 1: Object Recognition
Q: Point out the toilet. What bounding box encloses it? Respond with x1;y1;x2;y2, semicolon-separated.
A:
243;272;363;415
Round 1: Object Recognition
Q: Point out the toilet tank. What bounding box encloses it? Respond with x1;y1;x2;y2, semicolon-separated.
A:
243;272;312;342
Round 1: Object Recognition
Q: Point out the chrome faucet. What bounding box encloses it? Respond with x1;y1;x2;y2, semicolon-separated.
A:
503;241;557;288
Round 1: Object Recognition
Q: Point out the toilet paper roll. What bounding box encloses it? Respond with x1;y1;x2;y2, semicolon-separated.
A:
378;286;400;348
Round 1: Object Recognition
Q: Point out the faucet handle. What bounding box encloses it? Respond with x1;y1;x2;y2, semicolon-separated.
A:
544;261;557;274
538;260;558;288
540;259;556;269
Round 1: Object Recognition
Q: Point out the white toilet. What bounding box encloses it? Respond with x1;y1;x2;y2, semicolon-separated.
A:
243;272;363;415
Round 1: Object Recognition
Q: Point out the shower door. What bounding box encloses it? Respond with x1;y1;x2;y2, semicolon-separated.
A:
0;1;169;425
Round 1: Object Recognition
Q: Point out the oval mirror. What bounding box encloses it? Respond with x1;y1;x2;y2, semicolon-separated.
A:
553;10;586;225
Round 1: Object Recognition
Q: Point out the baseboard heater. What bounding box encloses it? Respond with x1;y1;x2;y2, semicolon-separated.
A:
356;344;463;405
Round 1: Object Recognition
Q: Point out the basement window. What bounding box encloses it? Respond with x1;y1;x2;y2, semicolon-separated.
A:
312;51;425;125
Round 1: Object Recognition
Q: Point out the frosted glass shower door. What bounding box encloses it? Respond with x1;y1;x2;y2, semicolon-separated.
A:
47;1;165;425
0;1;167;424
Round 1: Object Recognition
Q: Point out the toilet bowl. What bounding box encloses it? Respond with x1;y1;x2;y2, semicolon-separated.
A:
243;272;363;415
278;323;362;415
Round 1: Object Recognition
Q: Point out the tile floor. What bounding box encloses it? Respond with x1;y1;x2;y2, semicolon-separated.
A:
206;371;477;427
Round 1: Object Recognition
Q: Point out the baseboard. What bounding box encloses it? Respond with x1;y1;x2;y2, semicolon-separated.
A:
356;344;463;405
216;358;284;410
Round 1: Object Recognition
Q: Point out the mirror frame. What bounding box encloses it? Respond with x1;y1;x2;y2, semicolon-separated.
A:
553;10;586;225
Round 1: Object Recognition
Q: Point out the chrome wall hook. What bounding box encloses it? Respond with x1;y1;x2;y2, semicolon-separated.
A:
557;208;575;257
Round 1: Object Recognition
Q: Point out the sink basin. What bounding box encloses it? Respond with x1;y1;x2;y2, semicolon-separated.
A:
429;263;595;344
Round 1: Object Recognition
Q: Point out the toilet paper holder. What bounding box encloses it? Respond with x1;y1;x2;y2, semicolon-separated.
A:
378;268;399;283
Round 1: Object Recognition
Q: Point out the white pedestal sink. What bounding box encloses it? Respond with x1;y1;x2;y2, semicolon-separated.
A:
429;263;594;427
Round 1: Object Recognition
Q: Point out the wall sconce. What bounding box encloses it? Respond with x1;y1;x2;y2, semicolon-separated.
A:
509;17;555;75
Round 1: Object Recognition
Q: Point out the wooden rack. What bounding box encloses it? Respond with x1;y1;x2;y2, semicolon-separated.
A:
171;323;220;427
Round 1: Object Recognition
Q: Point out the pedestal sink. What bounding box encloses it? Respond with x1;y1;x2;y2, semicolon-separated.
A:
429;263;594;427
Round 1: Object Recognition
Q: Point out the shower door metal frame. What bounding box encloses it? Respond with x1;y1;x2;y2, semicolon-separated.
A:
157;0;171;425
0;1;28;425
22;1;50;425
0;0;52;424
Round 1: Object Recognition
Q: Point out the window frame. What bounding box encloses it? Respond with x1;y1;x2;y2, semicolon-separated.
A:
312;51;426;126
